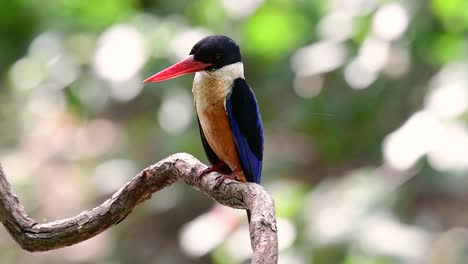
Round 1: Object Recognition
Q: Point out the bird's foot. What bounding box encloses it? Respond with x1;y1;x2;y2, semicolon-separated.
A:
196;162;227;181
214;168;242;189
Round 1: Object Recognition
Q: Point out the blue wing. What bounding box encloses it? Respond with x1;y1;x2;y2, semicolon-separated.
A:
226;78;264;184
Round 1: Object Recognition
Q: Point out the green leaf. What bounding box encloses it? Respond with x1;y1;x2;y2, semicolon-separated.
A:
431;0;468;32
430;33;466;64
55;0;138;30
244;6;309;59
186;0;226;27
274;182;307;218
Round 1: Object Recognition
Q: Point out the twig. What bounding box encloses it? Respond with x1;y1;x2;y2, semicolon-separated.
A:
0;153;278;264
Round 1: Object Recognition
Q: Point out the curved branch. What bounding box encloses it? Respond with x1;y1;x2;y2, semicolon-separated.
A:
0;153;278;264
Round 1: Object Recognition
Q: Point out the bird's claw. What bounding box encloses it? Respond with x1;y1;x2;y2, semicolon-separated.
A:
195;167;213;181
196;162;226;181
213;174;237;190
213;168;241;190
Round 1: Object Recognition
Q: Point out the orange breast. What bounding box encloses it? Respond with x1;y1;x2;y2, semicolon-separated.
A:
193;77;246;182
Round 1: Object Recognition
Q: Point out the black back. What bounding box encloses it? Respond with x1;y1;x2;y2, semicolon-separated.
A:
225;78;264;183
189;35;242;70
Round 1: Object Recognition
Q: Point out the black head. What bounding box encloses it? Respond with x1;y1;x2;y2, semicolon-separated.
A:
189;35;242;71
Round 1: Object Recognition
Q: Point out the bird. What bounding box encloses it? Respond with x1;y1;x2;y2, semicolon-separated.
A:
144;35;264;189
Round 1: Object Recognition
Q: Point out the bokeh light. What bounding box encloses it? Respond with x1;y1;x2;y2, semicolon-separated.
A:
425;62;468;119
93;24;148;82
372;2;409;41
383;110;441;170
157;89;194;134
221;0;264;19
2;0;468;263
171;29;211;60
9;57;45;91
344;58;378;89
291;41;348;76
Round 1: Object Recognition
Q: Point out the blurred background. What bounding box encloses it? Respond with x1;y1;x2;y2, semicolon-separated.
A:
1;0;468;263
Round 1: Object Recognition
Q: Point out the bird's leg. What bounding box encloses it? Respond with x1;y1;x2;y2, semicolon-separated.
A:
196;161;227;181
214;168;242;189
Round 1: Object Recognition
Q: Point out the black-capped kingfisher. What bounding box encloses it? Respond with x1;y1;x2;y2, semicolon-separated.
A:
144;35;264;188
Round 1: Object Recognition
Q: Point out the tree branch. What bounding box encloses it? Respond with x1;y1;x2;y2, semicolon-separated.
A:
0;153;278;264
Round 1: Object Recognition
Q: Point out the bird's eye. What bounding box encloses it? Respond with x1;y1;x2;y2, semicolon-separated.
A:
215;53;222;60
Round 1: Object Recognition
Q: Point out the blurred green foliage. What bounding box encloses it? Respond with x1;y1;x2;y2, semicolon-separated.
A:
1;0;468;264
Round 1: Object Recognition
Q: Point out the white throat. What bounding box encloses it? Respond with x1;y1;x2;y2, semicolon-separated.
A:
195;62;244;82
193;62;244;109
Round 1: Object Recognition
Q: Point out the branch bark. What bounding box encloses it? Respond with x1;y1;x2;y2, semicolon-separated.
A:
0;153;278;264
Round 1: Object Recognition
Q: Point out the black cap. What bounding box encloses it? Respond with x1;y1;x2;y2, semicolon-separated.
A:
189;35;242;70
